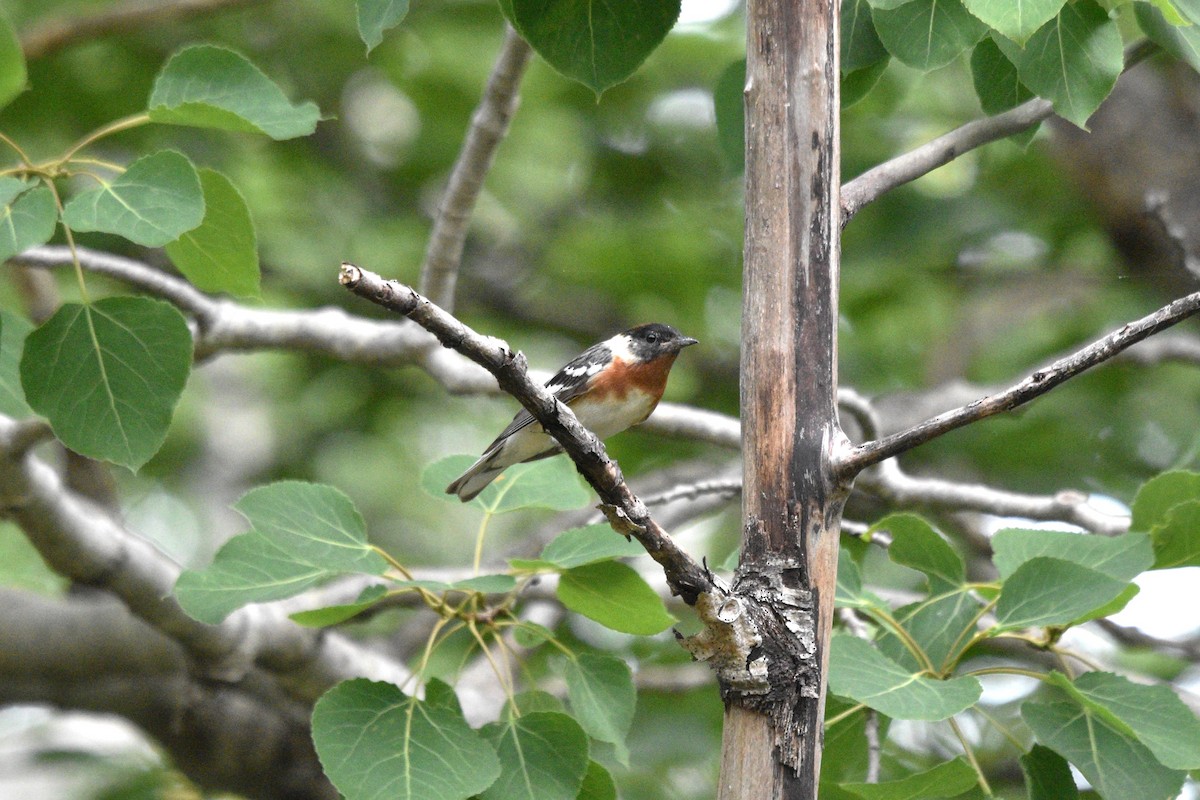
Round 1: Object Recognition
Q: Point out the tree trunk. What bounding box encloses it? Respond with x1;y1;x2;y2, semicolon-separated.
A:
720;0;843;797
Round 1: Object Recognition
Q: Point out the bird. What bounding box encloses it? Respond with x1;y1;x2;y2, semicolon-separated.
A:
445;323;698;502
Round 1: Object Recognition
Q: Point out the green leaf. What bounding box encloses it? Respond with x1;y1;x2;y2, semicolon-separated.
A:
557;560;676;635
506;690;566;717
0;11;26;111
537;523;643;568
961;0;1065;44
1149;500;1200;568
512;621;555;649
577;761;617;800
1131;470;1200;532
872;0;989;71
714;59;746;174
840;756;977;799
1020;744;1078;800
288;584;388;627
991;529;1153;581
21;298;192;470
1057;671;1200;770
1148;0;1191;25
970;37;1034;115
62;151;204;247
844;0;890;72
876;588;981;672
564;652;636;764
507;0;681;96
149;45;320;139
1137;3;1200;73
358;0;410;54
993;0;1123;129
422;455;590;512
866;0;922;10
843;60;891;108
0;182;57;262
174;481;387;623
0;310;33;418
993;557;1127;631
836;546;881;610
480;712;590;800
1022;700;1186;800
828;634;982;721
391;574;517;594
165;168;259;297
877;514;964;592
311;679;502;800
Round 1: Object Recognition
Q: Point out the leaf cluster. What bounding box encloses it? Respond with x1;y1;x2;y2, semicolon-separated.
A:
824;477;1200;799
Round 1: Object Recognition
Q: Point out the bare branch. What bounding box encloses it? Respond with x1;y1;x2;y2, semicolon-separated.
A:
840;40;1159;225
859;460;1129;535
338;262;717;603
0;414;411;702
20;0;266;60
418;26;533;309
14;245;733;443
835;289;1200;478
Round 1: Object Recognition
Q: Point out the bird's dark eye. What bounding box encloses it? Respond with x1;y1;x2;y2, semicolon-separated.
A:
645;332;659;344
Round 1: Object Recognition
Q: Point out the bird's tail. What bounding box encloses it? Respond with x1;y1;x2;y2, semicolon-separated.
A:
445;457;505;502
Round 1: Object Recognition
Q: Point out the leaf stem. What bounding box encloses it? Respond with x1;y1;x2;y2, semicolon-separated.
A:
0;131;34;167
60;113;151;163
824;703;867;728
948;716;993;796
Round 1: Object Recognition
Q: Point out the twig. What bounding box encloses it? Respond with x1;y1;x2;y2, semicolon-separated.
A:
418;26;533;310
1096;619;1200;662
20;0;266;60
840;40;1159;225
859;460;1129;536
837;608;881;782
338;262;716;603
641;477;743;508
835;288;1200;478
0;414;411;702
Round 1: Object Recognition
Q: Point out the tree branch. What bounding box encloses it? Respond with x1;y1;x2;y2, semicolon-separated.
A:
418;26;533;310
19;0;267;60
0;414;411;702
835;289;1200;478
14;245;736;444
338;262;717;603
858;460;1129;535
0;589;334;800
840;40;1159;225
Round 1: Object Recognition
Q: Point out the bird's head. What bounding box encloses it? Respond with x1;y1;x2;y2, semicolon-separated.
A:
621;323;699;361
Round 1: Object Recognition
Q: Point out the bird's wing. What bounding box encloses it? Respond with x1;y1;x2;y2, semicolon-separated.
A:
479;341;612;452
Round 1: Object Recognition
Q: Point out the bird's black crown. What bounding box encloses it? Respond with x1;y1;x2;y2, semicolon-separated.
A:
623;323;699;360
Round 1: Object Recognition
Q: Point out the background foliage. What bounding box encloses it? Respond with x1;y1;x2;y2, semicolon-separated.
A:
2;0;1200;798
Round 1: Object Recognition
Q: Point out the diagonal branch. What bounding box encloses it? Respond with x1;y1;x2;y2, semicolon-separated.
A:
20;0;267;60
840;40;1159;226
338;262;716;603
418;26;533;310
835;289;1200;478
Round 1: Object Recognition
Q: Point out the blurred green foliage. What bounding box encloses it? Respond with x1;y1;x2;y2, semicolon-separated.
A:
3;1;1200;798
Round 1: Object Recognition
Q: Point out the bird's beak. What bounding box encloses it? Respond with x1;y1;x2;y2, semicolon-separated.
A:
678;336;699;348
